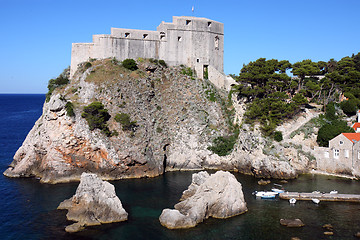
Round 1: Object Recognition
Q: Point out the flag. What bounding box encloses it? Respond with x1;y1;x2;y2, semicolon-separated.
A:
192;6;194;12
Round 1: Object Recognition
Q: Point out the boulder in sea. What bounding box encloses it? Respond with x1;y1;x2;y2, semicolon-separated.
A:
57;172;128;232
159;171;248;229
280;219;305;228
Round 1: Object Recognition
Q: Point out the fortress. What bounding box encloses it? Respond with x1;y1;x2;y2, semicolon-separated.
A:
70;16;235;90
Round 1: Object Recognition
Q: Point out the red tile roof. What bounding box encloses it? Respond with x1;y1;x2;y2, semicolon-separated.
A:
342;133;360;143
352;122;360;131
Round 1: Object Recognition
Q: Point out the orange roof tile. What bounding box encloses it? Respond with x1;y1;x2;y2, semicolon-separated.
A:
352;122;360;131
342;133;360;143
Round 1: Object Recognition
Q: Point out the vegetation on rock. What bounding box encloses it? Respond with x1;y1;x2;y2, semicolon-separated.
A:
46;67;70;102
114;113;137;131
81;102;111;136
65;101;75;117
122;59;138;71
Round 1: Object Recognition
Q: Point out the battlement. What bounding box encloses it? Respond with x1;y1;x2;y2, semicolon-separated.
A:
70;16;232;90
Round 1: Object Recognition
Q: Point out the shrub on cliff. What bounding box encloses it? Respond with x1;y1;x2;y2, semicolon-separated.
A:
46;68;70;102
82;102;111;136
65;101;75;117
115;113;137;131
208;129;239;156
122;59;138;71
274;131;283;142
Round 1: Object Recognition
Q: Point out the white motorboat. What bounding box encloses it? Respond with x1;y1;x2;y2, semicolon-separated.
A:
330;190;338;194
289;198;297;204
253;191;277;199
271;188;284;194
312;198;320;204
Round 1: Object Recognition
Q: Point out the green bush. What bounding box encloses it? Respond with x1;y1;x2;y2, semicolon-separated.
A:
181;67;194;77
122;59;138;71
317;120;354;147
46;74;70;102
274;131;283;142
81;102;111;136
325;102;337;120
340;99;360;116
84;62;92;69
65;101;75;117
208;129;239;156
115;113;137;131
158;59;167;68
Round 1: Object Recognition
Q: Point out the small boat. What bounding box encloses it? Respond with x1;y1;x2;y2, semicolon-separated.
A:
271;188;284;194
289;198;297;204
253;191;277;199
312;190;321;194
260;192;277;199
330;190;338;194
312;198;320;204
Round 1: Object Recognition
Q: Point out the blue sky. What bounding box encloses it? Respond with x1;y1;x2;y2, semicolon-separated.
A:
1;0;359;93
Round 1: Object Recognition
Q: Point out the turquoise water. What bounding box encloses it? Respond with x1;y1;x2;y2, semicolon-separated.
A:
1;94;360;240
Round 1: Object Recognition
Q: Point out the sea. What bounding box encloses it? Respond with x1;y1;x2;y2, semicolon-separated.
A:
1;94;360;240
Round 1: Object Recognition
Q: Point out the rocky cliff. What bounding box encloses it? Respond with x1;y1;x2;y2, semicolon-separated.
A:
4;58;315;183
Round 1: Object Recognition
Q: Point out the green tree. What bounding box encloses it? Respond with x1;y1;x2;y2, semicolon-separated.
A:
291;59;320;91
340;99;360;116
317;120;354;147
82;102;111;136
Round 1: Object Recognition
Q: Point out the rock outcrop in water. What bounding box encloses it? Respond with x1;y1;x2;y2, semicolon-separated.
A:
159;171;247;229
57;172;128;232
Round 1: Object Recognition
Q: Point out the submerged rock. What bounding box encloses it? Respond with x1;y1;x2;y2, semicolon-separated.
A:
57;172;128;232
280;219;305;228
159;171;247;229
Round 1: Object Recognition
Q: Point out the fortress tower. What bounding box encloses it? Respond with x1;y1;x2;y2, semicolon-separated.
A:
70;16;235;90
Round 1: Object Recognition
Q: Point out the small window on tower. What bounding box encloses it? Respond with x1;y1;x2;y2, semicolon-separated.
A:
215;36;219;50
197;58;200;63
160;32;165;40
143;34;148;39
178;36;182;42
125;32;130;38
208;22;212;27
186;20;191;25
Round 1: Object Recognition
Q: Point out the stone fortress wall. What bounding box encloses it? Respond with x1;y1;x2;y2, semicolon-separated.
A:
70;16;236;90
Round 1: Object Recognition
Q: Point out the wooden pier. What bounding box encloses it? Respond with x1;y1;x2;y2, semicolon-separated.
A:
279;192;360;203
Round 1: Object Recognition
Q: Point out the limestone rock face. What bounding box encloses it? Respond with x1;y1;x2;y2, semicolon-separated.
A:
58;172;128;232
3;59;230;183
3;58;312;182
159;171;247;229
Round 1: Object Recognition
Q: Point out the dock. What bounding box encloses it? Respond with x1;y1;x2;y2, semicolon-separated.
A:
279;192;360;203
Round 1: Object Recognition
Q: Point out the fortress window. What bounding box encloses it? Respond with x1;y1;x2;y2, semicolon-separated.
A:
160;32;165;40
197;58;200;63
125;32;130;38
186;20;191;25
143;34;148;39
215;36;219;50
178;36;182;42
208;22;212;27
